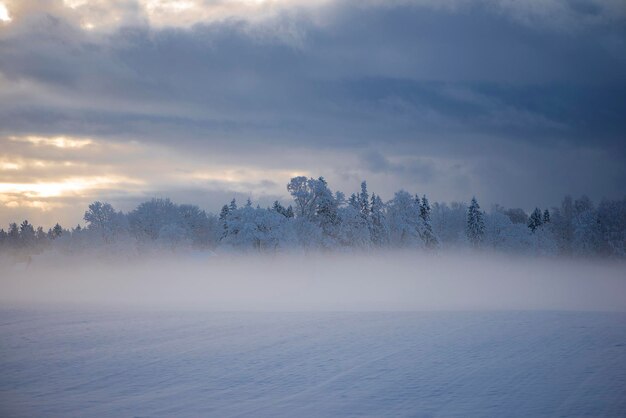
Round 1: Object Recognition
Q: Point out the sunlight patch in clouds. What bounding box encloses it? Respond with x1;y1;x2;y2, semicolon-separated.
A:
0;133;303;226
0;176;143;199
8;136;94;149
0;161;21;171
53;0;330;31
0;2;11;22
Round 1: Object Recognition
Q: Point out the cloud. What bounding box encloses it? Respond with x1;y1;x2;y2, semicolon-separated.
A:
0;0;625;226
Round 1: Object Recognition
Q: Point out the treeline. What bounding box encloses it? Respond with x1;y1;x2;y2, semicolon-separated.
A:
1;176;625;258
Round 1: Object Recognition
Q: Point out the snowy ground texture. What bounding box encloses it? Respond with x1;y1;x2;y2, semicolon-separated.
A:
1;309;626;417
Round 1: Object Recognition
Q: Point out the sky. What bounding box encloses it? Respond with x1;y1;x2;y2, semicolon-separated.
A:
0;0;625;228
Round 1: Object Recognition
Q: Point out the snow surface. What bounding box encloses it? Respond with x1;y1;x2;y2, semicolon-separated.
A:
2;308;626;417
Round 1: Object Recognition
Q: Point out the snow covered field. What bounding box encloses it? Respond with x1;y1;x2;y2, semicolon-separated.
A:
1;254;626;417
2;309;626;417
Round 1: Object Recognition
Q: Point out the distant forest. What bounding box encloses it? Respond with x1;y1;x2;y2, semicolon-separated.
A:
1;176;625;259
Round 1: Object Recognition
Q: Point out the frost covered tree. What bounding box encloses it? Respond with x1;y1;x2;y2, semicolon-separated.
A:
128;198;179;244
348;193;359;210
358;181;370;218
370;193;389;246
431;202;467;247
222;203;288;251
84;202;128;244
528;208;543;233
466;197;485;247
48;223;64;240
178;204;218;248
19;220;36;249
7;223;19;249
596;198;626;256
419;195;438;248
272;201;294;219
287;176;321;219
572;202;602;256
337;205;371;248
387;191;423;247
219;204;230;238
504;208;528;225
3;173;626;258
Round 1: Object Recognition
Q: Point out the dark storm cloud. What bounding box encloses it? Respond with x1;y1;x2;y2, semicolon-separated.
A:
0;0;625;224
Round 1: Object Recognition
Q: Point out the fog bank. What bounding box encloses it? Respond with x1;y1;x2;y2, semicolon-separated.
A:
1;252;625;312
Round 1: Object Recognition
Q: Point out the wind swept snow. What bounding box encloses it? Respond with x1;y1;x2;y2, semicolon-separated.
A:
1;310;626;417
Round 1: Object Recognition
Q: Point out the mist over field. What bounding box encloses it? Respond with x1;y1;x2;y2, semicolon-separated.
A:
2;252;625;312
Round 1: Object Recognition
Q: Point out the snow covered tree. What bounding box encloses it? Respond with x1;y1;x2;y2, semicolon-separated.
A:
229;198;238;212
528;208;543;233
370;193;389;246
348;193;359;210
48;223;64;240
337;205;371;248
84;201;127;244
431;202;467;247
222;204;288;252
178;204;217;248
419;195;438;248
129;198;179;243
550;196;575;254
315;180;341;243
596;198;626;257
387;190;422;247
572;205;602;256
359;181;370;218
287;176;320;219
6;223;19;250
219;204;230;238
542;209;551;224
219;205;229;221
466;197;485;247
287;176;341;245
503;208;528;225
272;201;294;218
19;220;36;249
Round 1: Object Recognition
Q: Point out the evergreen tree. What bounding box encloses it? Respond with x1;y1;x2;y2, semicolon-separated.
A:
7;222;19;247
528;208;543;233
272;200;285;216
315;178;341;239
348;193;359;210
419;195;438;248
36;226;47;241
84;201;123;243
358;181;370;218
229;198;238;212
50;223;64;239
219;205;230;221
466;197;485;247
218;205;230;239
543;209;550;224
19;220;36;248
370;193;388;246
